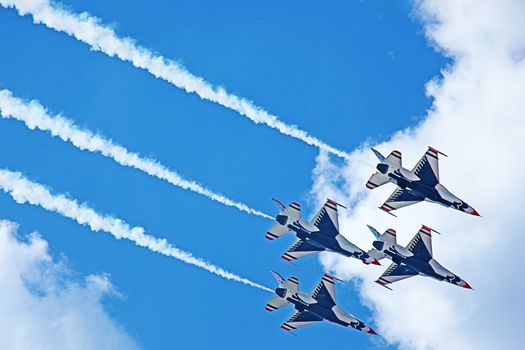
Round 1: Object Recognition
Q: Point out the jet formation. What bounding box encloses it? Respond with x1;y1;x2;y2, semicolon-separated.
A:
264;147;478;335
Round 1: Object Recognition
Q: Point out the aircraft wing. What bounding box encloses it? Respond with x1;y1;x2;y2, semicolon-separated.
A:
411;147;440;186
281;310;323;332
311;274;337;308
311;199;340;238
265;296;289;312
379;188;425;214
406;225;433;262
281;238;324;263
375;263;418;288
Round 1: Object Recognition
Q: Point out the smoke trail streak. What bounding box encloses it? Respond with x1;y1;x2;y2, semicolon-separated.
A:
0;168;273;292
0;0;350;159
0;89;273;219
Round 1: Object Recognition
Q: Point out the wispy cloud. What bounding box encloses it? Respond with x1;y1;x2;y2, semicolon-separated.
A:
0;89;272;219
0;220;139;350
0;0;350;159
0;169;272;292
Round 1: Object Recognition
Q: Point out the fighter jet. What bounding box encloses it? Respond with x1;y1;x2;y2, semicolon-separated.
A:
366;147;479;216
265;271;377;335
266;198;380;265
367;225;472;289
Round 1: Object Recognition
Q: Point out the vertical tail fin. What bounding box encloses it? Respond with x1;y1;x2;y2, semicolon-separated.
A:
367;225;395;261
368;226;397;245
371;148;402;167
371;148;385;162
270;271;299;293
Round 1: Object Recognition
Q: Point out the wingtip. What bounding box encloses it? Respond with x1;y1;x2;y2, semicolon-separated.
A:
375;280;393;290
379;206;397;217
428;146;448;157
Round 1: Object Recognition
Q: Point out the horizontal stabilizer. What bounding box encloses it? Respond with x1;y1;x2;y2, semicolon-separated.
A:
284;276;300;293
266;223;290;240
385;150;402;167
283;202;301;220
366;172;389;189
381;228;397;245
265;295;289;312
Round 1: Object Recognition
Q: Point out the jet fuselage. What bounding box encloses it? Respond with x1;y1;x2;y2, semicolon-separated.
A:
387;169;471;212
379;245;463;284
287;222;370;261
280;292;349;327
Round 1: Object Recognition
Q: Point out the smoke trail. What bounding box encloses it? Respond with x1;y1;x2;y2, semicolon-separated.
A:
0;168;272;292
0;0;350;160
0;89;273;219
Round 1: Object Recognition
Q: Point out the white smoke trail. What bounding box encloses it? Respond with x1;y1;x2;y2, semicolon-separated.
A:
0;0;350;160
0;89;272;219
0;168;272;292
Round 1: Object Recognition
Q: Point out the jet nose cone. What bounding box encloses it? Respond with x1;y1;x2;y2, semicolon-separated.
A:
372;259;381;266
463;282;473;289
367;328;378;335
470;209;480;217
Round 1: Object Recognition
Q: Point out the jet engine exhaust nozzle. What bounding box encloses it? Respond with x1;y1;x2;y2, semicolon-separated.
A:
376;163;389;175
372;240;385;251
276;214;288;226
275;287;287;298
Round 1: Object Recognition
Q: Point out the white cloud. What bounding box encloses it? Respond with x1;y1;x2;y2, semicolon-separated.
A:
310;0;525;349
0;220;139;350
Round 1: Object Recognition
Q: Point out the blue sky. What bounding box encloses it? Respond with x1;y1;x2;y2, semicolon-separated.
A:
0;1;446;348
